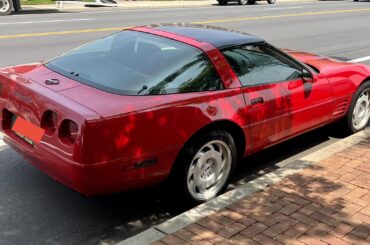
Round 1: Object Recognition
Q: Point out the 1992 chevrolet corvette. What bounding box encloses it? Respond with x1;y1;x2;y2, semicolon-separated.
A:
1;24;369;202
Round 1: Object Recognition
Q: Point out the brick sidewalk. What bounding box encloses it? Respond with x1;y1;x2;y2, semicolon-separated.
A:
152;138;370;245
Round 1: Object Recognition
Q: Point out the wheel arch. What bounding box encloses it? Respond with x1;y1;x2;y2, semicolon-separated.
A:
190;120;245;159
170;120;246;175
361;76;370;86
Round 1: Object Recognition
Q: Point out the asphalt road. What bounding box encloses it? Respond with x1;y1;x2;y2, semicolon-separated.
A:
1;0;370;244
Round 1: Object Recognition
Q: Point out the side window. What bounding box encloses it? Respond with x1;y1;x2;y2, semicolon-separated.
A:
222;44;302;86
146;54;223;95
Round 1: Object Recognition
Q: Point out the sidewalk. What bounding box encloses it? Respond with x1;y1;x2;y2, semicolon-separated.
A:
142;129;370;245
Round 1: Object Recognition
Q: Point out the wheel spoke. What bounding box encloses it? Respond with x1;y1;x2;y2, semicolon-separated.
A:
188;164;195;178
188;179;196;194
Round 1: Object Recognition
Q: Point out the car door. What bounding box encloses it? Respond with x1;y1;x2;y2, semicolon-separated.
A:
222;43;334;152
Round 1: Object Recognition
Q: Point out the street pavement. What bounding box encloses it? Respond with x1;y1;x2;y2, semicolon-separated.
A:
0;0;370;244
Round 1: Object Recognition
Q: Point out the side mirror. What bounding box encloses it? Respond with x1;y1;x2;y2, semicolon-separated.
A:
302;69;314;83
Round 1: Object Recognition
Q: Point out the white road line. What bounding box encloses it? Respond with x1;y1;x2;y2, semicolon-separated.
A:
0;18;94;25
264;6;303;11
349;56;370;63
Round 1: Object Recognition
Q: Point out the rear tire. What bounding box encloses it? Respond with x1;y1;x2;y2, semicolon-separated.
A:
173;130;237;204
267;0;276;4
0;0;13;15
345;81;370;134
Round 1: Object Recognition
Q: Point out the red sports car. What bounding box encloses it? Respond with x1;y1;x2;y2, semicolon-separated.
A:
0;24;369;202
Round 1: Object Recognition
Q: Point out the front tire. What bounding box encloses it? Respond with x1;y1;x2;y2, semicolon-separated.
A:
267;0;276;4
346;81;370;133
176;131;237;203
0;0;13;15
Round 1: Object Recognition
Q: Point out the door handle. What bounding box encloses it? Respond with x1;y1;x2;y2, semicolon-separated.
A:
251;97;264;105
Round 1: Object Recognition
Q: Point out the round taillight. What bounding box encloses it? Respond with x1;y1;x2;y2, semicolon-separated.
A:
58;119;79;146
41;110;58;136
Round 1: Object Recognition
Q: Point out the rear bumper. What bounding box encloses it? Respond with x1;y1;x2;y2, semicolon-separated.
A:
2;133;180;196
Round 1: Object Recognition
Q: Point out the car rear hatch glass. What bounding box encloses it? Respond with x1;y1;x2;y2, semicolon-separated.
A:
44;30;222;96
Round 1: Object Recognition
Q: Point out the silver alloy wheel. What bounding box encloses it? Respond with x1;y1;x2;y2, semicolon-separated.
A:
0;0;11;13
352;88;370;130
186;140;232;201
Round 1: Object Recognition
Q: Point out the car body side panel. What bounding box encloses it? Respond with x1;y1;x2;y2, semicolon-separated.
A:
78;89;249;165
242;77;334;152
285;50;370;97
286;50;370;120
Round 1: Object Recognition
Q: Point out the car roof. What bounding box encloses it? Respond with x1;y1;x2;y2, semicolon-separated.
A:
151;24;265;49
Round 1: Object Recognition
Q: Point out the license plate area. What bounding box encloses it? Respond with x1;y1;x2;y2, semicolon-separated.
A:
10;114;35;146
2;109;44;147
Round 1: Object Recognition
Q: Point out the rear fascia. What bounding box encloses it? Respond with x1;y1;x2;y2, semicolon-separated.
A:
0;69;101;164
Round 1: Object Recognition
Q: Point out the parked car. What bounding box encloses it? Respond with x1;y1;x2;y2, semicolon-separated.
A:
0;24;369;203
218;0;276;6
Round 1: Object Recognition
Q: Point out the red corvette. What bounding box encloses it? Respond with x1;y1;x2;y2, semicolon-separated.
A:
1;24;369;202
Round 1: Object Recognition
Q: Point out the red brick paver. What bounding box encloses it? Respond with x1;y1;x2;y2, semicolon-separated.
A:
152;139;370;245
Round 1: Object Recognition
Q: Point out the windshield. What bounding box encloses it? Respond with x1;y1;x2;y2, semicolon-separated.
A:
46;30;222;95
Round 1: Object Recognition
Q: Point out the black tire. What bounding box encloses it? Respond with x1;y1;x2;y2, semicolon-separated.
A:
0;0;13;15
172;130;237;204
267;0;276;4
238;0;248;5
248;0;256;4
345;81;370;134
218;0;228;5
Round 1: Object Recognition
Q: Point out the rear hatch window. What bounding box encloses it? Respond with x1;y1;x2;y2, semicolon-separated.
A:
45;30;222;96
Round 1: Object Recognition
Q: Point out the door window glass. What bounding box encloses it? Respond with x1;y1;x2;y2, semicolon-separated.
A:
222;44;302;86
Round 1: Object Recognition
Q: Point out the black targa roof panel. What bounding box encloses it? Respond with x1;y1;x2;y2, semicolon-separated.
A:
155;24;264;48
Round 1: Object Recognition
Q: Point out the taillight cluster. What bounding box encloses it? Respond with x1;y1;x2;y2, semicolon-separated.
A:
41;110;78;146
41;110;58;135
59;119;78;146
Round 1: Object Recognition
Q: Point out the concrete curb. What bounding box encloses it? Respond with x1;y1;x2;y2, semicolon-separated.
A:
117;128;370;245
0;135;5;147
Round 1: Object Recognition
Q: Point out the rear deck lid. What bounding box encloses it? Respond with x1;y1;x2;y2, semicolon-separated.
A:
20;64;81;92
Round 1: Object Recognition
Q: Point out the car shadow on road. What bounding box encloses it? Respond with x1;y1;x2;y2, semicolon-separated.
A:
232;124;348;188
10;9;68;15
